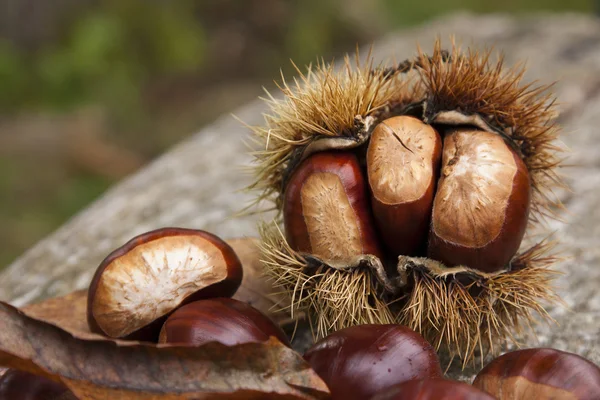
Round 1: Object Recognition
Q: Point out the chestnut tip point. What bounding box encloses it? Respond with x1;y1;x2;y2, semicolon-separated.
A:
87;228;243;341
303;324;442;400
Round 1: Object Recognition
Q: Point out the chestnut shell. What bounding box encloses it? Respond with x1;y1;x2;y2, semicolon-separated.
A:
0;369;73;400
370;379;495;400
87;227;243;341
283;151;383;263
473;348;600;400
303;324;442;400
158;298;291;347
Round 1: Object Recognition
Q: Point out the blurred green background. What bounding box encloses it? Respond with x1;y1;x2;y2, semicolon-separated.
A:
0;0;592;269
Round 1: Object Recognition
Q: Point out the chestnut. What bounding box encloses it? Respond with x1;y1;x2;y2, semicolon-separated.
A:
0;369;74;400
367;116;442;256
473;348;600;400
370;379;495;400
303;324;442;400
283;151;383;266
87;228;243;340
158;298;290;347
427;128;531;272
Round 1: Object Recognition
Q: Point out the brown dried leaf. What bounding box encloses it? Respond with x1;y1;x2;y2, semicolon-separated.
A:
230;238;300;325
0;300;329;399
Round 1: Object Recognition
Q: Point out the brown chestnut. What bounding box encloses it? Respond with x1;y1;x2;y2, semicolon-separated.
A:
367;116;442;256
158;297;290;347
370;379;495;400
303;324;442;400
283;151;383;266
473;348;600;400
428;128;531;272
0;369;74;400
87;228;243;340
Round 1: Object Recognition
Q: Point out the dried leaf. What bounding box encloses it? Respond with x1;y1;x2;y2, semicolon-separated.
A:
0;301;329;399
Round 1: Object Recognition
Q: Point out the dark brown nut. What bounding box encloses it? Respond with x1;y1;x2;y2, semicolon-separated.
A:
283;151;383;265
367;116;442;256
87;228;243;341
428;128;531;272
473;348;600;399
0;369;74;400
158;298;290;347
370;379;496;400
303;324;442;400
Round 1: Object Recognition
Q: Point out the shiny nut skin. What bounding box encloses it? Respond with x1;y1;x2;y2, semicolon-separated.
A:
283;151;383;265
0;369;74;400
158;298;290;347
370;379;496;400
367;116;442;256
473;348;600;400
303;324;442;400
427;128;531;272
87;227;243;341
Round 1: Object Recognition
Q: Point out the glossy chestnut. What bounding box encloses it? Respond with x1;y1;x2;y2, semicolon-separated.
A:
367;116;442;256
158;298;290;347
283;151;383;266
473;348;600;400
303;324;442;400
427;128;531;272
87;227;243;341
0;369;74;400
370;379;495;400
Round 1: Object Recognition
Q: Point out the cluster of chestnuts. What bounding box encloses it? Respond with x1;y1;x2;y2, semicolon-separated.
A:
2;227;600;399
251;42;563;357
284;117;529;274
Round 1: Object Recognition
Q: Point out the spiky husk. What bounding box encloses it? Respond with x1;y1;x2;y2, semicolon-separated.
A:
414;41;564;223
249;39;565;362
260;222;560;361
246;51;420;211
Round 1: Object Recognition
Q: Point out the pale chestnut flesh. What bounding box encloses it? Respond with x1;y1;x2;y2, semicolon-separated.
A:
473;348;600;400
367;116;442;255
87;228;243;340
283;152;382;265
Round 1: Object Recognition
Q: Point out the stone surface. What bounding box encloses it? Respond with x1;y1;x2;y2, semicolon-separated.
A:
2;13;600;381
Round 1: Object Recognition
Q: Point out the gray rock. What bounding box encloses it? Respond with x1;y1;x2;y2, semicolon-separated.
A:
2;13;600;381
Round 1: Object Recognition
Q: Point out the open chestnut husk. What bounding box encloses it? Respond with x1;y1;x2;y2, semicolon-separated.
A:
87;228;243;340
0;369;74;400
158;298;290;347
303;324;442;400
473;348;600;399
249;40;563;359
370;379;495;400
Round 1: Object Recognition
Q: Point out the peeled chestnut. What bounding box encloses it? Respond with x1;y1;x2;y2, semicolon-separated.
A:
159;298;290;347
473;348;600;400
370;379;495;400
283;151;382;266
303;324;442;400
367;116;442;256
0;369;74;400
428;128;531;272
87;228;243;340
